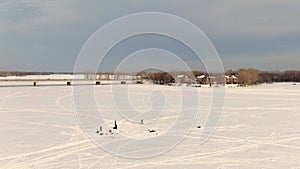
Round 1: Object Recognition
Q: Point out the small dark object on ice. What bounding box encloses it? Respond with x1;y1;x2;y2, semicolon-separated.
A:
197;126;201;128
141;119;144;124
96;126;103;134
148;129;156;133
113;120;117;130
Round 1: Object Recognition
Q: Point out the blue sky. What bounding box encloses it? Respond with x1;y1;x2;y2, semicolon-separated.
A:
0;0;299;72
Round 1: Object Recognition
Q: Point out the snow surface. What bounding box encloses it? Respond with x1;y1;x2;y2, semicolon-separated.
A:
0;83;300;168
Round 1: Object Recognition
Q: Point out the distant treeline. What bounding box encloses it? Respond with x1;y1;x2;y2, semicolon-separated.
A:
137;69;300;86
258;70;300;83
0;71;50;77
227;69;300;85
0;71;81;77
136;71;220;85
1;69;299;85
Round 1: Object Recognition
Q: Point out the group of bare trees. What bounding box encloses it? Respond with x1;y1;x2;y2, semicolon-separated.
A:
136;71;175;84
136;71;213;85
236;68;260;86
1;69;299;85
139;69;300;86
258;70;300;83
0;71;50;77
227;69;300;86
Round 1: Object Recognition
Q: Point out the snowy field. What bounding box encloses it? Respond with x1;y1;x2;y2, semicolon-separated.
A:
0;83;300;169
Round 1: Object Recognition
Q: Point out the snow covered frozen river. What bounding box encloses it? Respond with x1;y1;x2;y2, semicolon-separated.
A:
0;83;300;168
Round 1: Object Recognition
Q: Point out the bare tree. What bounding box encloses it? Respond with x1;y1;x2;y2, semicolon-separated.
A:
238;68;259;85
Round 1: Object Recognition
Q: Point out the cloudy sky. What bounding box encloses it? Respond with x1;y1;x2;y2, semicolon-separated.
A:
0;0;299;72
